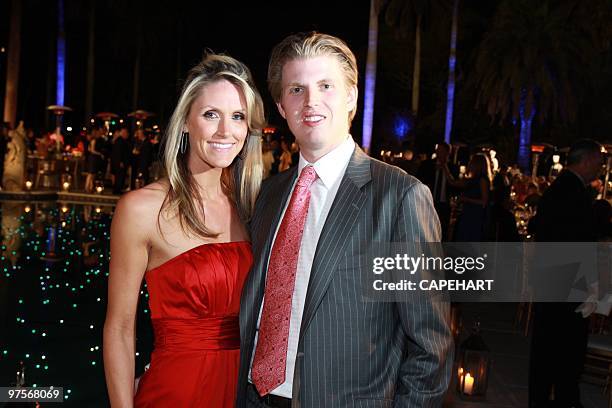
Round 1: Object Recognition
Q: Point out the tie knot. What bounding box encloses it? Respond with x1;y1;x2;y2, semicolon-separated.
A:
296;165;318;188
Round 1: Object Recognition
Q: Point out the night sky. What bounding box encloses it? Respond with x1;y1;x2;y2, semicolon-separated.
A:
1;1;611;159
0;0;370;138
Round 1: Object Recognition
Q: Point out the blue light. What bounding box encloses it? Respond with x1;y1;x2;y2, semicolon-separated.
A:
361;1;378;152
443;0;459;144
393;115;412;141
56;0;65;106
518;89;535;172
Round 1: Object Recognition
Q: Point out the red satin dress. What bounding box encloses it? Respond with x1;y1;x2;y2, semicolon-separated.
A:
134;241;252;407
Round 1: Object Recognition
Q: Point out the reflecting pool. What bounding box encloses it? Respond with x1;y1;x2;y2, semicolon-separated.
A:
0;201;152;406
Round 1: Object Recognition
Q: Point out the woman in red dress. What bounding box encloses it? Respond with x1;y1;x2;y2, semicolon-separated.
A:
103;53;264;407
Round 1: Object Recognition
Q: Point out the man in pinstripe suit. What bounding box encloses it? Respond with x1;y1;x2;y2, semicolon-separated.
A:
238;32;453;408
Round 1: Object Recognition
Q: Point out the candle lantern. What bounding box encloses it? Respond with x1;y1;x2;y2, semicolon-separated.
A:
94;179;104;194
456;322;490;399
61;173;71;191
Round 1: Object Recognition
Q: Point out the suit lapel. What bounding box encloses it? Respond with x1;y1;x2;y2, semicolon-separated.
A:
299;148;371;338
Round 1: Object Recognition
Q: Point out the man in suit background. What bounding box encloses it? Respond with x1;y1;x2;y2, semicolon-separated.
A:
529;139;603;408
416;142;455;241
238;32;453;408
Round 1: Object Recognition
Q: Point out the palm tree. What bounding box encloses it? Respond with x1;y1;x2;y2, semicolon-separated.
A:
56;0;66;106
443;0;459;144
362;0;379;153
3;0;22;127
375;0;430;118
84;0;95;122
473;0;594;171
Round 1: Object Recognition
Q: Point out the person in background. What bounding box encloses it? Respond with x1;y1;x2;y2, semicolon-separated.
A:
85;127;105;193
445;153;492;242
278;138;292;172
593;199;612;241
261;141;275;179
490;185;521;242
110;127;131;195
529;139;603;408
269;139;280;175
416;142;455;241
524;182;541;209
130;129;151;189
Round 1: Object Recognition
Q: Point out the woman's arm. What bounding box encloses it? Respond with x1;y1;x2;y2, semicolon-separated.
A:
441;163;466;188
103;192;151;407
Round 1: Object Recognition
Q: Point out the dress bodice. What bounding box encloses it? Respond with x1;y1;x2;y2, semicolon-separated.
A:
145;241;252;319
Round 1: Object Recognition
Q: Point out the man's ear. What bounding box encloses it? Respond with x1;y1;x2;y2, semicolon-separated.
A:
276;102;287;119
347;85;358;112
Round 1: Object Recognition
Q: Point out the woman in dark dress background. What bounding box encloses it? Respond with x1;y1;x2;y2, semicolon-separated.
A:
444;153;492;242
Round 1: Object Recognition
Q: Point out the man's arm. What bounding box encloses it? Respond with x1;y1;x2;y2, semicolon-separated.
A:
391;181;454;407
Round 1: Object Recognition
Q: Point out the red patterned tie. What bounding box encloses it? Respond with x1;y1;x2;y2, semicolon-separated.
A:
251;165;318;396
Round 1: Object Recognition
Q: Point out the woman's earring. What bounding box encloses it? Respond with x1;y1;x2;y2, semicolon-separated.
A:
180;131;189;154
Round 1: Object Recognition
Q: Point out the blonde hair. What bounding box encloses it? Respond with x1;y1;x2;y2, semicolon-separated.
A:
161;53;264;238
268;31;359;123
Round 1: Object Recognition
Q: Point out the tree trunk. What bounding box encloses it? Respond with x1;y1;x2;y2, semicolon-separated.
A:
444;0;459;144
411;13;422;118
518;92;535;172
362;0;379;153
3;0;22;128
84;0;95;122
56;0;66;106
132;15;142;110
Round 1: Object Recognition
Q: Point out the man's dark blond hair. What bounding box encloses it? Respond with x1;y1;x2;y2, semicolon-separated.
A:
268;32;359;123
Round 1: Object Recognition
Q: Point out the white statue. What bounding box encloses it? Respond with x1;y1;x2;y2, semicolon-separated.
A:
3;120;27;191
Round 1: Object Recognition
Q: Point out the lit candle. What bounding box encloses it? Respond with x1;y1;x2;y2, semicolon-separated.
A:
95;186;103;193
62;181;70;191
463;373;474;395
25;180;33;190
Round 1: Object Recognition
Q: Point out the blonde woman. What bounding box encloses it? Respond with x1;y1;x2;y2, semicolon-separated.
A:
103;54;264;407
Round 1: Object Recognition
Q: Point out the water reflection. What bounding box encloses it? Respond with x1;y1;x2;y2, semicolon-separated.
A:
0;201;152;406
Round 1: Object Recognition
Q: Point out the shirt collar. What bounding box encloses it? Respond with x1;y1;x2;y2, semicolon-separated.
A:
567;168;587;186
298;135;355;189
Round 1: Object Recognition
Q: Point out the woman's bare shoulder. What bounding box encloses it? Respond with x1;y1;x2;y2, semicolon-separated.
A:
114;180;169;225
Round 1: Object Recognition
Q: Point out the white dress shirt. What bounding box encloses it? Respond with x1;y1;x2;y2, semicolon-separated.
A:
249;135;356;398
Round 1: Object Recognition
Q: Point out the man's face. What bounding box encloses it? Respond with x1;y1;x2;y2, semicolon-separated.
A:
276;55;357;162
584;152;603;182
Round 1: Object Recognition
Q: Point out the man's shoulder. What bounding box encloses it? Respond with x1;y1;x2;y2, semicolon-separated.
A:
368;156;422;192
261;167;295;190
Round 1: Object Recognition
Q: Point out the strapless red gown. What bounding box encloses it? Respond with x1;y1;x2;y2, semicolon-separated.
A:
134;241;252;407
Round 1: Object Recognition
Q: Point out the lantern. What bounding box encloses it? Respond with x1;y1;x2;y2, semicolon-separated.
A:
94;179;104;194
61;172;71;191
456;323;490;399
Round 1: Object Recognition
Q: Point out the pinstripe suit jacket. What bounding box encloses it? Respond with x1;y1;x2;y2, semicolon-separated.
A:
238;147;453;408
